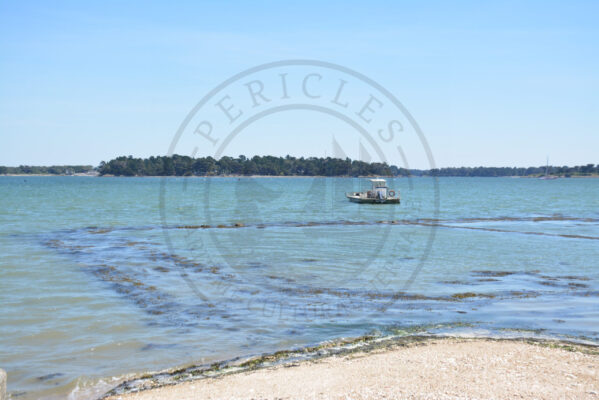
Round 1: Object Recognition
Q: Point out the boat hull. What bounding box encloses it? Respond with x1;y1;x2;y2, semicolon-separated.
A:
346;194;400;204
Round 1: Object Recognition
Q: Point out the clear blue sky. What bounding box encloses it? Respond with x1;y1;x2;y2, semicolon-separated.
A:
1;0;598;168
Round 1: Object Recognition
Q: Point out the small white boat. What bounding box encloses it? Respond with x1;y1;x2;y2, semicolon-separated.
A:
539;156;559;180
346;179;400;204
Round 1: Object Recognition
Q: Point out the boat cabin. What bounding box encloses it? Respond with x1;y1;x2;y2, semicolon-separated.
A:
370;179;388;199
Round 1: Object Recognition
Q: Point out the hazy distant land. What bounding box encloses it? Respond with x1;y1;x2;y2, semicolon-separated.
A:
1;155;597;178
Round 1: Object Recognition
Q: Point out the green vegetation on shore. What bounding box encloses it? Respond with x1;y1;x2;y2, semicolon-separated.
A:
2;155;597;177
97;155;599;177
98;155;404;177
426;164;598;177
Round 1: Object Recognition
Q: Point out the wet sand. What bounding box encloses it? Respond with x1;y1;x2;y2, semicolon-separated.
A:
106;338;599;400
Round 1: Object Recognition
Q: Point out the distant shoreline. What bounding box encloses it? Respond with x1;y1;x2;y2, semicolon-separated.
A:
1;173;99;177
5;155;597;178
2;174;599;178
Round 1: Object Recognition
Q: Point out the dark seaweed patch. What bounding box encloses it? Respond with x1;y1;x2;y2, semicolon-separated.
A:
87;227;113;234
451;291;479;299
508;291;539;299
540;281;560;287
246;261;267;268
36;373;64;382
421;222;599;241
540;276;559;281
560;275;591;281
578;291;599;297
41;231;240;327
568;282;589;289
472;270;515;277
59;215;599;244
451;292;495;300
39;217;597;335
140;343;178;352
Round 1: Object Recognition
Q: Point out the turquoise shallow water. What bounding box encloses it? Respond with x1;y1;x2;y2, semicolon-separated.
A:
0;176;598;399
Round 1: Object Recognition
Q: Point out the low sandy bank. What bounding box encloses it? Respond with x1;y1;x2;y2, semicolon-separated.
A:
106;338;598;400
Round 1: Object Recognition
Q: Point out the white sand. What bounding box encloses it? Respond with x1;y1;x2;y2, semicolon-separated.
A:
107;338;599;400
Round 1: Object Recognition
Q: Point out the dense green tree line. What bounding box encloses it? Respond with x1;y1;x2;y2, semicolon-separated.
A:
1;157;597;177
95;155;598;178
97;155;407;177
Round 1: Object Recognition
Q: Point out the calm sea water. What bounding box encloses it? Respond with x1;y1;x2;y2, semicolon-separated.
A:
0;176;598;399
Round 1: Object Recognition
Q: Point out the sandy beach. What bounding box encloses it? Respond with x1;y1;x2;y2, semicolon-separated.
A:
105;338;599;400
